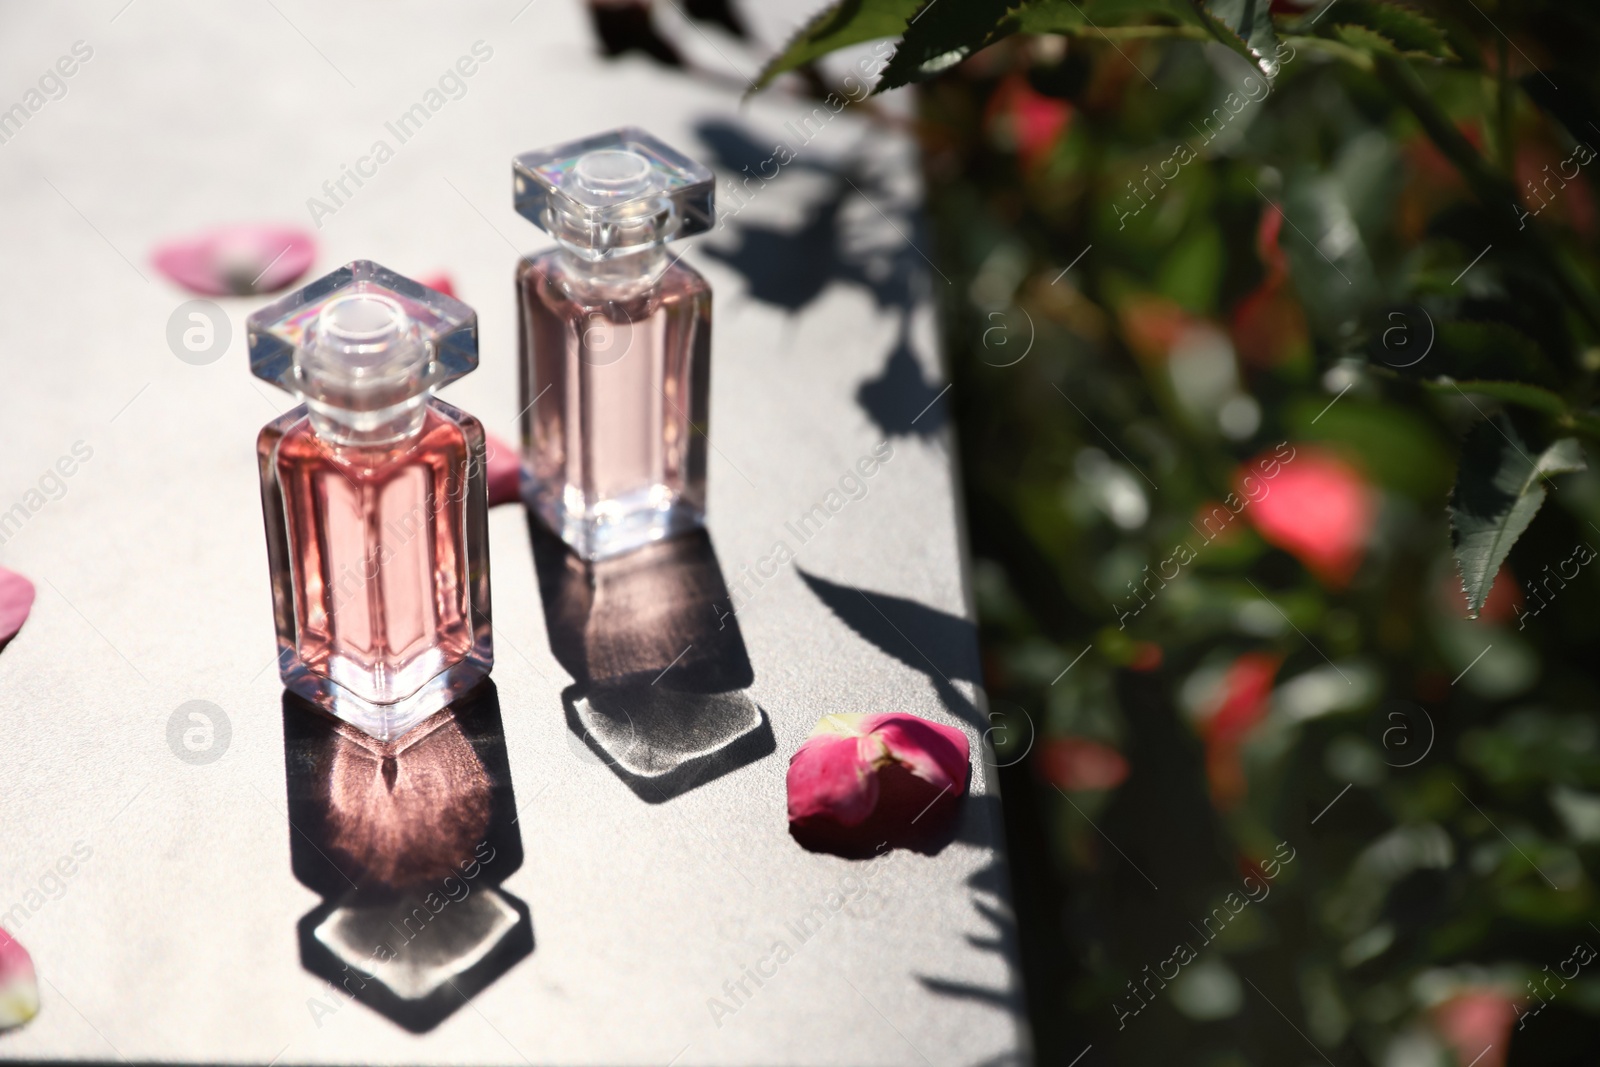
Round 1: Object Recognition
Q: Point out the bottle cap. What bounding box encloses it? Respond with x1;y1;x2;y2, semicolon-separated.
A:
247;260;478;414
513;127;714;260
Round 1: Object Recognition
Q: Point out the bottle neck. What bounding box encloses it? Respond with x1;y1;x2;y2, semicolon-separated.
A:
307;394;429;448
294;291;434;448
553;243;669;304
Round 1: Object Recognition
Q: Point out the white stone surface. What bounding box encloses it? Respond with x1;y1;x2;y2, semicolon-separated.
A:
0;1;1024;1063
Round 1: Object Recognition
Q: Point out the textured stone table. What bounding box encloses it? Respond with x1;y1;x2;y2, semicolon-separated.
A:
0;1;1024;1063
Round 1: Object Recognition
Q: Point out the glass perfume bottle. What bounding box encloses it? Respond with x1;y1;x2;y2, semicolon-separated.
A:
250;261;493;742
513;127;715;561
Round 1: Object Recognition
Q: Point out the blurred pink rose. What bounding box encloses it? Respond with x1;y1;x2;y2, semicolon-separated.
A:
985;73;1073;171
1037;737;1129;792
1199;652;1281;809
1431;989;1515;1067
1241;447;1376;588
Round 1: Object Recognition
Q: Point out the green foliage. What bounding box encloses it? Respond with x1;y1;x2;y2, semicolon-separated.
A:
1192;0;1281;79
1449;419;1585;616
752;0;924;89
752;0;1600;1061
876;0;1019;90
1325;0;1455;60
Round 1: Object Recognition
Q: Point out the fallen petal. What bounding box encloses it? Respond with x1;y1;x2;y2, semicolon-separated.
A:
417;272;457;298
0;566;36;651
0;930;39;1031
483;432;522;508
786;732;878;827
152;224;315;296
787;713;970;855
862;713;969;794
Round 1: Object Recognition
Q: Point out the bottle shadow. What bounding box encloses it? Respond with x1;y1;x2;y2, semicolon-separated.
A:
529;520;774;802
281;681;532;1033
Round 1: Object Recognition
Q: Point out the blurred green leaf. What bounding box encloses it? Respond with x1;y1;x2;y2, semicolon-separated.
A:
1461;710;1600;789
1012;0;1195;34
1415;322;1563;391
1325;1;1455;60
751;0;922;90
1288;397;1452;501
1193;0;1281;80
743;0;1600;1056
1420;378;1568;418
1156;224;1223;311
1450;418;1586;616
876;0;1017;90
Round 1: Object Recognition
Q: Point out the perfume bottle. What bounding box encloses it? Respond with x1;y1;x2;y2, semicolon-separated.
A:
513;127;715;561
250;261;493;741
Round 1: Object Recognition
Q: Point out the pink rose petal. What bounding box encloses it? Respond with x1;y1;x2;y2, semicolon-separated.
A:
787;713;970;853
417;272;457;298
860;713;969;796
483;432;522;508
0;930;39;1031
152;224;315;296
787;732;881;827
0;566;36;651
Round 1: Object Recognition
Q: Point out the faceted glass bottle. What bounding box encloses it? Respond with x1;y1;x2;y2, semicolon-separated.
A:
513;128;716;561
250;262;493;741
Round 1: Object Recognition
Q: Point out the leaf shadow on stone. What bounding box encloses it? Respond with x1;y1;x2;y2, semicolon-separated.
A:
915;844;1028;1019
692;117;920;317
856;309;947;438
693;117;945;438
797;568;983;730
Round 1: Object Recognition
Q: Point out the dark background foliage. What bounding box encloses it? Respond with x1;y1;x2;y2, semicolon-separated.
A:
604;1;1600;1062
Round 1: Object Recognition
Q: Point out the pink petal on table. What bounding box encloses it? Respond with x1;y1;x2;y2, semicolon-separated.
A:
483;432;522;508
860;713;970;795
787;731;880;827
151;224;315;296
0;929;39;1031
0;566;36;651
417;272;457;298
787;713;970;837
